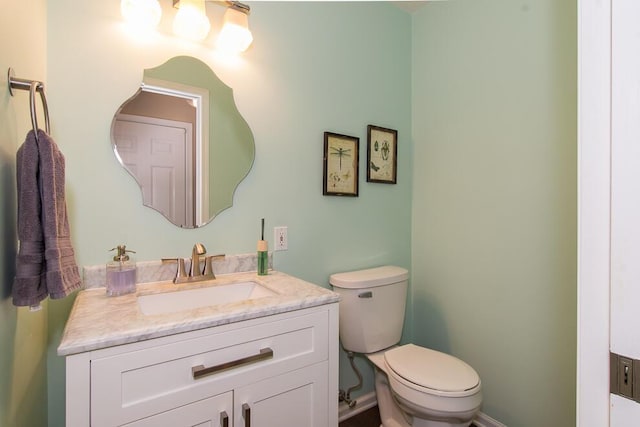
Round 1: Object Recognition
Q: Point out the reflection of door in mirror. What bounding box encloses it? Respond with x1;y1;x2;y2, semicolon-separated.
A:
113;87;209;228
114;114;194;226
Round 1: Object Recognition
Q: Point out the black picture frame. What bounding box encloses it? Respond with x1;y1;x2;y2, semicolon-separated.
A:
366;125;397;184
323;132;359;196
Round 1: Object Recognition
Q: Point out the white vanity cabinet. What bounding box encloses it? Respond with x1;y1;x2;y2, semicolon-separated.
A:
64;303;338;427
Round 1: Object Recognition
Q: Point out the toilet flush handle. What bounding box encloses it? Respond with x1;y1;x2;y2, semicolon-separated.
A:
358;291;373;298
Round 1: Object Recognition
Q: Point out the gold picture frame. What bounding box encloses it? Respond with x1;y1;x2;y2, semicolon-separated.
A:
323;132;359;196
367;125;397;184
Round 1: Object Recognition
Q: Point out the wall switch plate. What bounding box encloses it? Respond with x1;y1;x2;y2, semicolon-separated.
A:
619;356;634;398
274;226;288;251
611;351;640;402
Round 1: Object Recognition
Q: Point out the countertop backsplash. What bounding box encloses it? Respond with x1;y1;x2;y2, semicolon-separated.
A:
82;253;272;289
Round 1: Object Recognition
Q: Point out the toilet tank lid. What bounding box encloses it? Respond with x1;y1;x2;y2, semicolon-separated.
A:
329;266;409;289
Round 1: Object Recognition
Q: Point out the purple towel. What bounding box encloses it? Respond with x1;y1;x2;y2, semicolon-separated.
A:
13;129;82;306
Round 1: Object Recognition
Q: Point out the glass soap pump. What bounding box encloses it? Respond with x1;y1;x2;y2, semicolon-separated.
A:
106;245;137;296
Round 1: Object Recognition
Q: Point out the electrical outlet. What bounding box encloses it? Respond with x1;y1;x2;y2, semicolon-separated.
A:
274;226;288;251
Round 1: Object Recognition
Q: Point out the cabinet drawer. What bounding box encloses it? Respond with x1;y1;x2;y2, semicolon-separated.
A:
90;310;328;426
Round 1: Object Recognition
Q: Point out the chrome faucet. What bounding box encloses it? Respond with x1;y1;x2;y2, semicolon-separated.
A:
162;244;225;284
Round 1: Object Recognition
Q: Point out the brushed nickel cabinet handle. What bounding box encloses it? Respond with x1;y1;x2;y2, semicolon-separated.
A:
192;347;274;380
242;403;251;427
220;411;229;427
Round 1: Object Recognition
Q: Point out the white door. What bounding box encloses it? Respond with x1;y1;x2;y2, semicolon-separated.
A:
610;0;640;422
578;0;640;425
114;114;194;226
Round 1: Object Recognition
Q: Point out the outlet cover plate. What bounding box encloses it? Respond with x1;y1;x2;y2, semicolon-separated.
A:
274;226;288;251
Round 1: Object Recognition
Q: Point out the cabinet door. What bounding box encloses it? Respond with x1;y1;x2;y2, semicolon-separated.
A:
122;392;232;427
234;362;328;427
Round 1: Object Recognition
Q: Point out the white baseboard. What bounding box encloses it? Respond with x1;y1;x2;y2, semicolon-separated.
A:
338;393;506;427
338;391;378;422
474;411;507;427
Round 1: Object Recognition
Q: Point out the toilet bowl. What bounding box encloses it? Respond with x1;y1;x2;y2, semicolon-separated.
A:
330;266;482;427
370;344;481;427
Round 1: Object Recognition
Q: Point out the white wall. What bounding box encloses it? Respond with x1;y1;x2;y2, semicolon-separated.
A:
1;2;579;425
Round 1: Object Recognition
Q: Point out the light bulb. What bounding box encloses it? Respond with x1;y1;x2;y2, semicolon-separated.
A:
217;6;253;54
121;0;162;29
173;0;211;41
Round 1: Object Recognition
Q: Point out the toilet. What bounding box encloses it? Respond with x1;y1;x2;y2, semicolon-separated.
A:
330;266;482;427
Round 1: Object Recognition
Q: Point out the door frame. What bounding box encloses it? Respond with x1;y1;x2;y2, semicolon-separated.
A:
577;0;611;425
142;79;210;225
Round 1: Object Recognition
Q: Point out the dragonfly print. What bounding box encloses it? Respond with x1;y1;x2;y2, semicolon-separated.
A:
330;146;351;170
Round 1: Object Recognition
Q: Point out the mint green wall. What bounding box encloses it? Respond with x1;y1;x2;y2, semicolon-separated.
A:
44;1;412;425
1;1;577;426
0;1;49;426
411;1;576;426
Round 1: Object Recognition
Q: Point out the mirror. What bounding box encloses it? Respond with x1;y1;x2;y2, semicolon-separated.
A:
111;56;255;228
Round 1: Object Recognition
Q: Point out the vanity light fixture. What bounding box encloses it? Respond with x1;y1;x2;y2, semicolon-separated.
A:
172;0;211;41
120;0;162;29
216;1;254;54
121;0;253;53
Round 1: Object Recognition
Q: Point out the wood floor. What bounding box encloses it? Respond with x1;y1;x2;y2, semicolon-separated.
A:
339;406;381;427
338;406;479;427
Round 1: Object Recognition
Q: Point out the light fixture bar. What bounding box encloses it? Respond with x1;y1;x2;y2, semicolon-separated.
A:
227;1;250;15
173;0;250;12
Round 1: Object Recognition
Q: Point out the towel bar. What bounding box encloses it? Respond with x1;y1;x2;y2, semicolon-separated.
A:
7;67;51;141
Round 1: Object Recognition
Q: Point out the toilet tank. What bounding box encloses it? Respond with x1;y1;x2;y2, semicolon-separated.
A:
330;266;409;354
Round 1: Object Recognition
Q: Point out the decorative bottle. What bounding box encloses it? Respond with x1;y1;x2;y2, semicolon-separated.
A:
257;240;268;276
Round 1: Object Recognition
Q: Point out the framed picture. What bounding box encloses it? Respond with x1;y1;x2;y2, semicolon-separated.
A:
367;125;397;184
323;132;359;196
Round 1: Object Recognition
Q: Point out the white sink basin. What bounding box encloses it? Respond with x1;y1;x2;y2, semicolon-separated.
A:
138;281;277;315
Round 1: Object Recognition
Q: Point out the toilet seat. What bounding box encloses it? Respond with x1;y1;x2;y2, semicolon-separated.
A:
384;344;480;397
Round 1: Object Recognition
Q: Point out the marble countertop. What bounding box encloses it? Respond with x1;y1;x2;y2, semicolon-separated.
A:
58;271;340;356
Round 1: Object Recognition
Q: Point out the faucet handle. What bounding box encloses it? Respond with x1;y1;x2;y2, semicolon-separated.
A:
203;254;225;278
176;258;187;280
161;258;187;283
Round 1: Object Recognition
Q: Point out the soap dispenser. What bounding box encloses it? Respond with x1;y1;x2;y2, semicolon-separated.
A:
106;245;137;296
